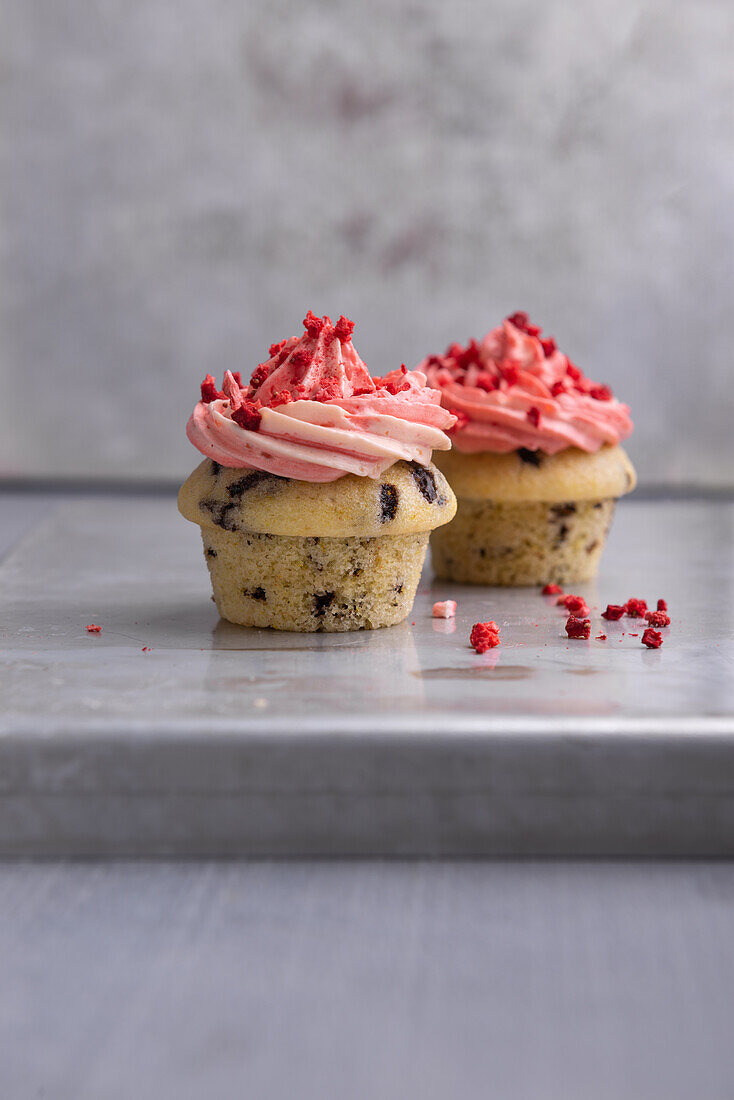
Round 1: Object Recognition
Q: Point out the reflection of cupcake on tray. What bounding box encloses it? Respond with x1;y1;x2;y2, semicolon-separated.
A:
421;311;636;586
179;312;456;631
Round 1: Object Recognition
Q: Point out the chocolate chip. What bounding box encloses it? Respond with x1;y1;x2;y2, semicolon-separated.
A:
380;483;399;521
518;448;542;467
593;502;603;510
350;566;363;577
555;523;569;545
210;461;221;476
313;592;335;616
409;462;437;503
227;471;269;497
394;582;404;594
550;503;577;519
244;586;267;601
199;499;239;531
205;547;217;559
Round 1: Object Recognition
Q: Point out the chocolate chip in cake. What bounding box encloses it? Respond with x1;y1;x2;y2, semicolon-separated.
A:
550;503;577;519
380;483;399;522
244;586;267;601
518;448;542;467
210;461;221;476
227;471;269;498
205;547;217;559
555;523;570;546
199;499;239;532
593;502;603;510
409;462;437;503
313;592;335;616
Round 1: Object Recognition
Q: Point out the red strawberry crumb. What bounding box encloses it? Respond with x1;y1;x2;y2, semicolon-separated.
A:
540;337;557;357
657;598;668;612
249;362;272;390
303;310;326;337
558;594;590;617
642;629;663;649
142;646;150;652
500;364;520;386
645;610;670;628
470;621;500;653
565;616;590;640
527;406;541;428
628;633;639;637
566;360;583;382
334;315;355;342
625;598;648;618
590;384;612;401
550;381;566;397
475;373;499;393
200;375;224;403
86;624;102;633
269;391;293;407
601;604;625;621
542;584;563;595
506;311;530;331
448;409;469;432
596;633;607;641
317;378;344;400
232;399;262;431
269;339;287;358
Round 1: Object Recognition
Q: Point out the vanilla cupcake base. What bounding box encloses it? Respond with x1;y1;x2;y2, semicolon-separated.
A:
431;498;616;586
201;527;429;632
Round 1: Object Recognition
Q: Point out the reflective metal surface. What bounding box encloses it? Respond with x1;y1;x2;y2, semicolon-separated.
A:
1;493;733;854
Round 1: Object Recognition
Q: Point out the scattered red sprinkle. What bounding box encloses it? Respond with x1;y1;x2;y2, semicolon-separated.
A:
540;337;557;357
596;634;607;641
550;380;566;397
590;384;613;401
566;360;583;382
657;598;668;612
303;310;326;337
232;399;262;431
269;391;293;407
475;373;499;393
628;633;639;637
249;362;272;390
645;610;671;628
200;375;224;403
506;311;542;337
565;616;590;640
625;598;648;618
470;621;500;653
542;584;563;595
334;315;355;342
642;629;663;649
501;364;520;386
601;604;625;621
527;406;541;428
86;624;102;633
381;367;411;395
558;594;590;617
268;339;287;358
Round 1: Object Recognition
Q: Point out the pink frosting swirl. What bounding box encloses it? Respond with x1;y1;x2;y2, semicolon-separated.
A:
187;312;455;482
420;312;633;454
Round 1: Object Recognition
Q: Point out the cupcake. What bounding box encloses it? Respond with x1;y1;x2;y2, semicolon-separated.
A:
421;311;636;586
179;312;456;631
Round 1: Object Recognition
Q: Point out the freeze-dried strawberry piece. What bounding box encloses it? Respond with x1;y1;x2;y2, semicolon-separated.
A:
470;621;500;653
433;600;457;619
200;375;224;403
249;362;272;390
601;604;625;621
232;399;262;431
645;610;670;628
550;380;566;397
657;598;668;613
333;314;355;342
542;583;563;595
642;628;663;649
527;406;541;428
565;616;590;640
540;337;557;357
590;384;613;401
303;310;326;337
625;598;648;618
86;624;102;633
475;373;499;393
269;391;293;408
558;594;590;617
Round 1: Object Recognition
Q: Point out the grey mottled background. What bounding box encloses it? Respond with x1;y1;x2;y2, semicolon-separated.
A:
1;0;732;486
